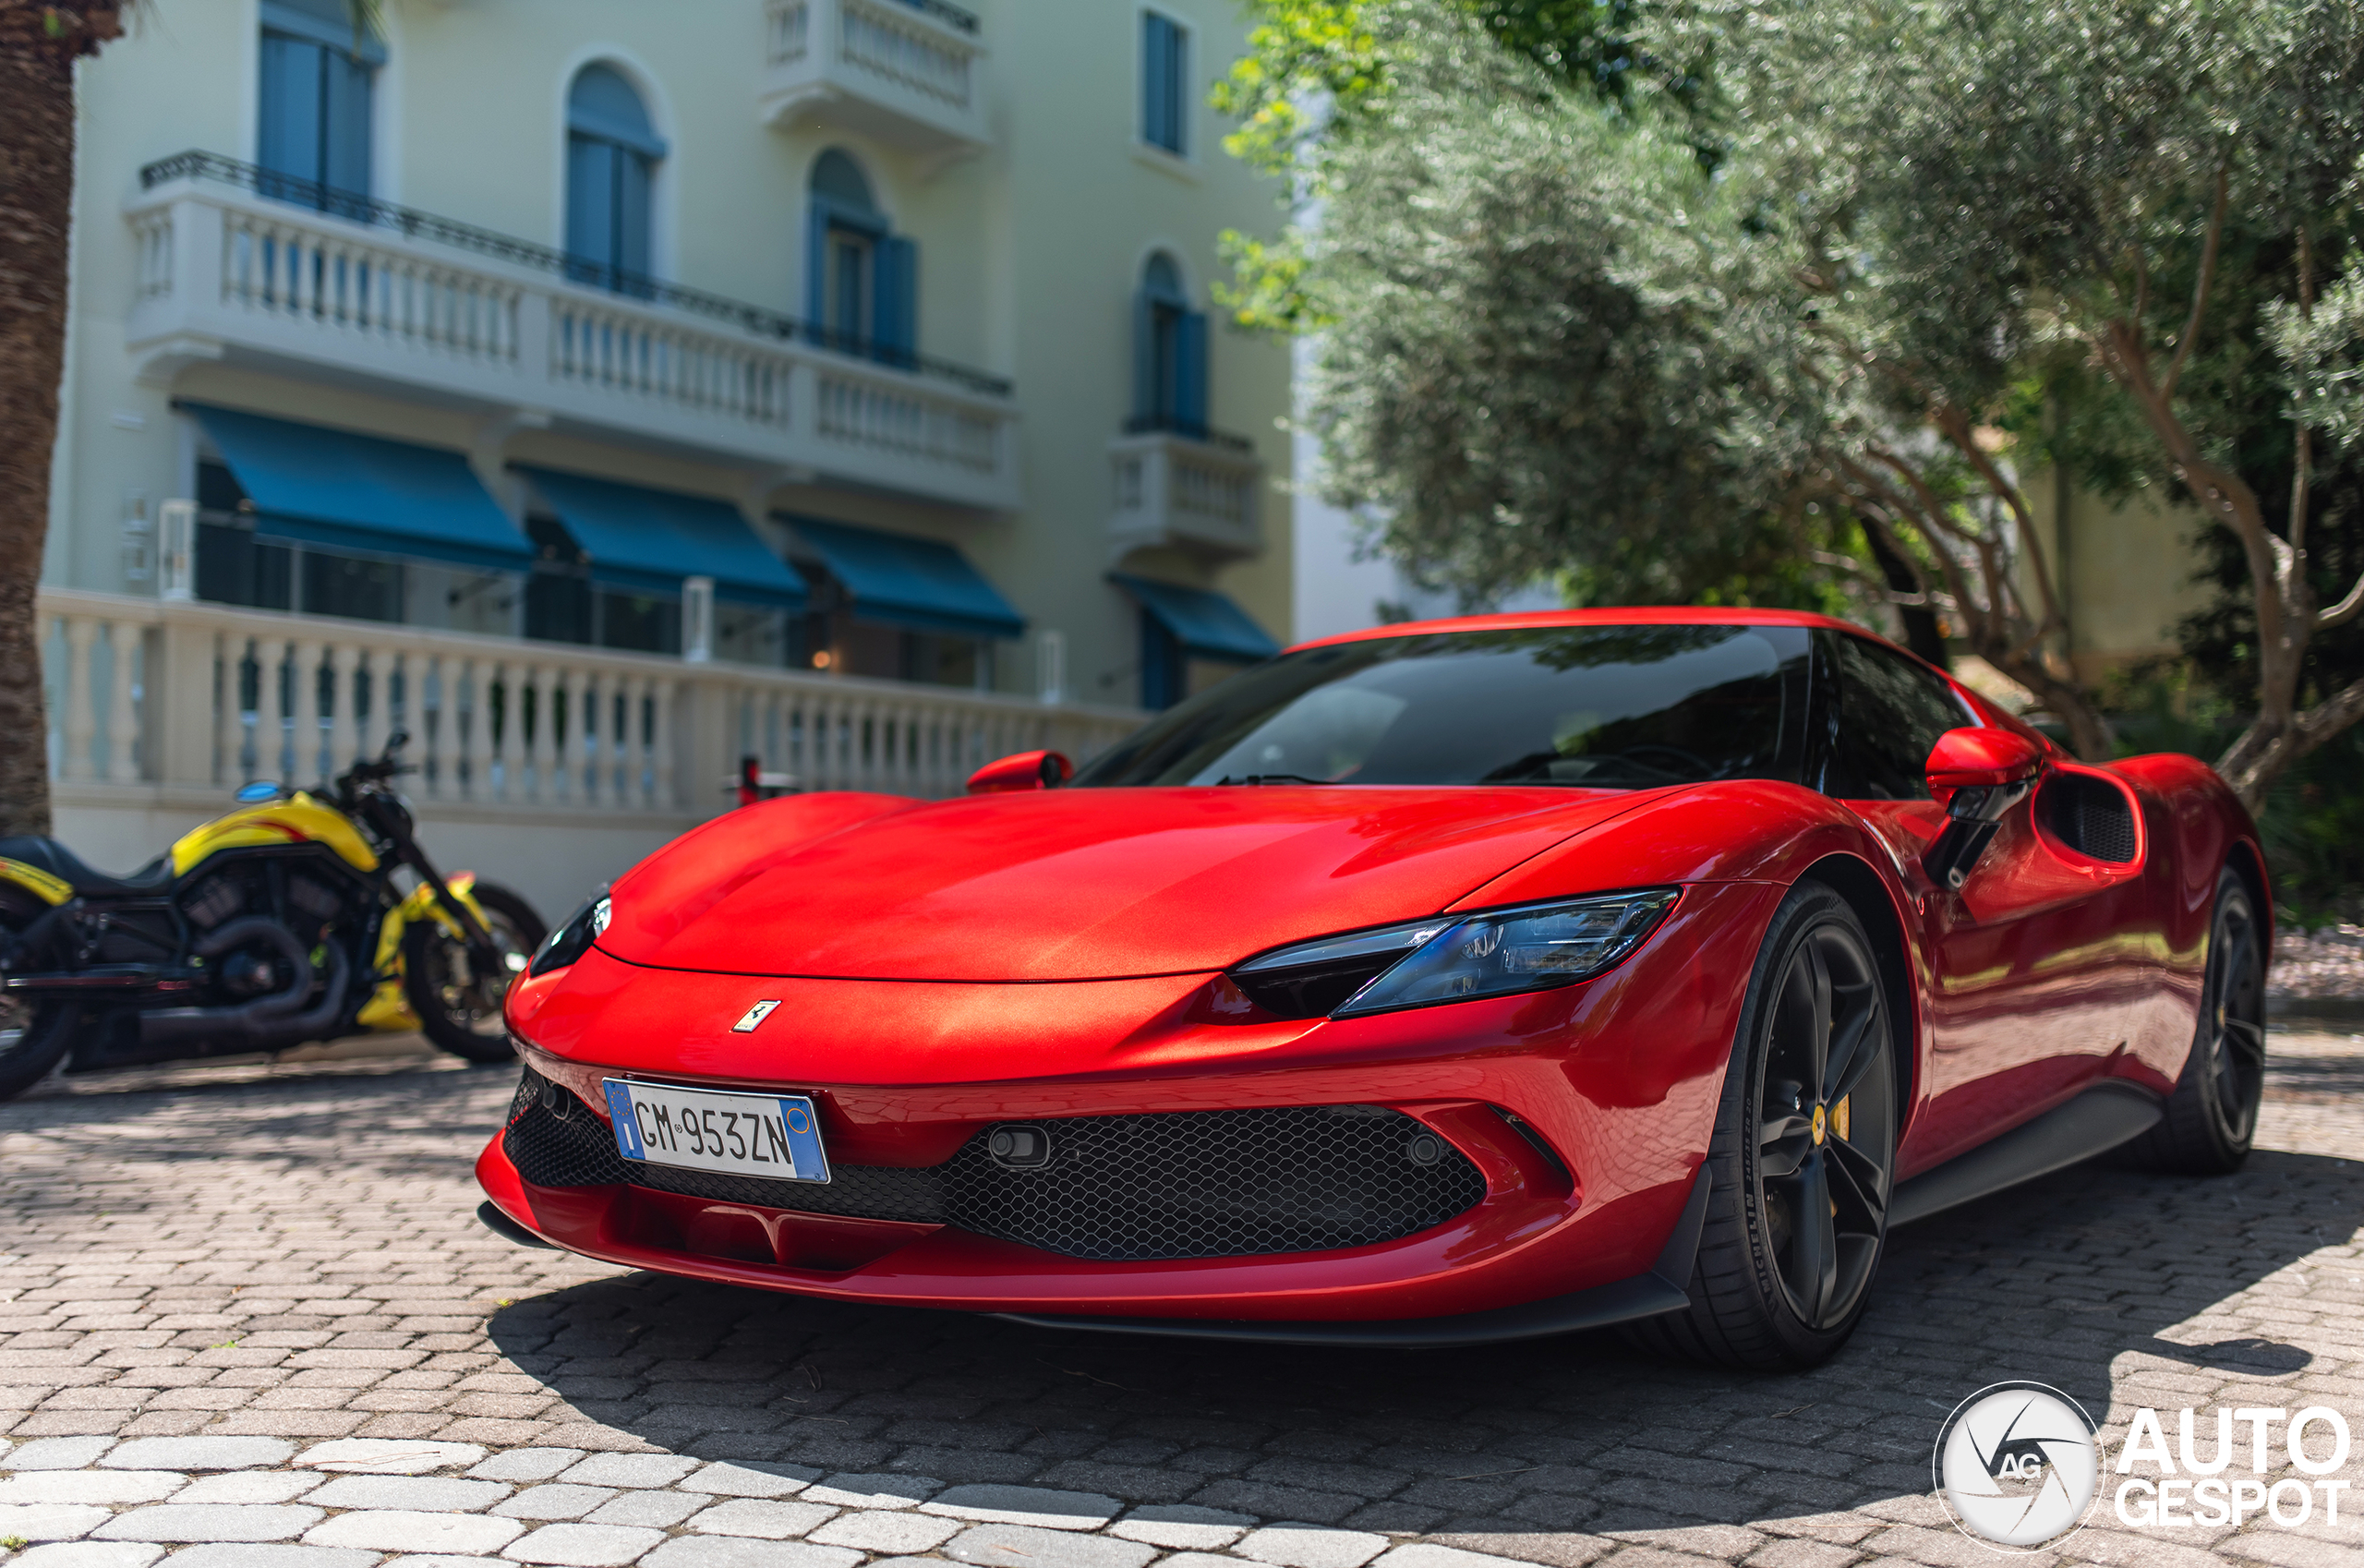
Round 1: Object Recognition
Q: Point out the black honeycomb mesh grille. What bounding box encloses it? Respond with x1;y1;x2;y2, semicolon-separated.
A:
2044;774;2139;863
501;1067;1487;1261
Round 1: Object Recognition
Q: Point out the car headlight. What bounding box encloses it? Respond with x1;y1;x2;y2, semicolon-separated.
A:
529;893;611;977
1231;889;1679;1019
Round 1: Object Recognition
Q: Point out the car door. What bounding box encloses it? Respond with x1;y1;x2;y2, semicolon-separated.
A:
1815;633;2150;1175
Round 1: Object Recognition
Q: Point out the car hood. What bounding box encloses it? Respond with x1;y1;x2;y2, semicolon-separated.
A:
600;786;1667;982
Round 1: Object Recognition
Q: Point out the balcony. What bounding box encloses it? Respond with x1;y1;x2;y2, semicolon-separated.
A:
42;586;1141;814
125;154;1019;513
1108;422;1265;562
761;0;988;156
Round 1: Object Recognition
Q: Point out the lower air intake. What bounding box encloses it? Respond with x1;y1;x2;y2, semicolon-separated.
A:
502;1067;1488;1262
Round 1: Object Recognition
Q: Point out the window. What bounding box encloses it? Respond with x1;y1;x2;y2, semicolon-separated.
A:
1823;633;1976;800
806;150;916;366
1140;10;1189;155
1077;623;1813;783
565;64;665;294
1133;253;1208;436
258;0;380;215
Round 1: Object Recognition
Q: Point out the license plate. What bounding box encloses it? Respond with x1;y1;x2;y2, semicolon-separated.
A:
600;1079;830;1184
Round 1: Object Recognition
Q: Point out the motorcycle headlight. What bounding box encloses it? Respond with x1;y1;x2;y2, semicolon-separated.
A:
1232;889;1678;1019
529;893;610;977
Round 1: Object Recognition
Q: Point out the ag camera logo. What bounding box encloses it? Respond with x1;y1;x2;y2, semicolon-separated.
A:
1933;1382;2103;1550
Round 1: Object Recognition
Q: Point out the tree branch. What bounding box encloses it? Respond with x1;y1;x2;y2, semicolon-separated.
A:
2160;163;2229;405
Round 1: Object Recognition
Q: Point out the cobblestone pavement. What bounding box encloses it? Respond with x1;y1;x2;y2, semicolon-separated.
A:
6;1031;2364;1568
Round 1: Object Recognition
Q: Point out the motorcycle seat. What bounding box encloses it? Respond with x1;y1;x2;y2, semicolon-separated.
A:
0;837;175;899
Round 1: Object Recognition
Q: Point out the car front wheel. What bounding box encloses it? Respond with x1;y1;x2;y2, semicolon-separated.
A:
1628;881;1899;1370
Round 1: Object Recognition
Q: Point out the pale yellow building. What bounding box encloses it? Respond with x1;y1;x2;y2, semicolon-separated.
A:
46;0;1294;915
2024;474;2213;685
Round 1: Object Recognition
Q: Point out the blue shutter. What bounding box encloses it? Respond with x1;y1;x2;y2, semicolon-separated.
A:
566;136;613;286
1176;309;1208;433
806;199;831;330
259;35;325;199
616;149;653;296
1140;609;1183;709
1132;292;1157;422
322;48;373;210
874;235;917;368
1141;14;1171;149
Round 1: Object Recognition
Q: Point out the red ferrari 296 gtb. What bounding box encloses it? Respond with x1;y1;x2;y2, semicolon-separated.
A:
477;609;2268;1369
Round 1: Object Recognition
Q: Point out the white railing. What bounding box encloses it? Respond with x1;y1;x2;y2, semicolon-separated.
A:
818;368;998;470
124;181;1020;512
552;296;790;431
760;0;988;152
40;589;1142;815
841;0;976;108
1108;431;1265;561
216;202;525;369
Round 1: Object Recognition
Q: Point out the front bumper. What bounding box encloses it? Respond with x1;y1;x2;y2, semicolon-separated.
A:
477;880;1780;1331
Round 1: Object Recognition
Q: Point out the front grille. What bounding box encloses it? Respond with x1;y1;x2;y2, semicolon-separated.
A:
503;1067;1487;1261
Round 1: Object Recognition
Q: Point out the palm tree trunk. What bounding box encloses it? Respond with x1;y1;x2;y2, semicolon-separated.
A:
0;3;122;838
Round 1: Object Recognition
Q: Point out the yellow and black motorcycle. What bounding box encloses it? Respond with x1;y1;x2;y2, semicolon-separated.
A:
0;732;542;1099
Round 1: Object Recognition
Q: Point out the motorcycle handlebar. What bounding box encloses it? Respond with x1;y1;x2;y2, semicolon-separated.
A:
336;731;416;790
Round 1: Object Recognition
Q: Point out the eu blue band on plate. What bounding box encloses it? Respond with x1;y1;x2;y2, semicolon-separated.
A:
603;1081;645;1160
778;1097;831;1182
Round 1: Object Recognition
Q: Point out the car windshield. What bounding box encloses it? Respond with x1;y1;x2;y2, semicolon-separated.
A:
1072;622;1812;789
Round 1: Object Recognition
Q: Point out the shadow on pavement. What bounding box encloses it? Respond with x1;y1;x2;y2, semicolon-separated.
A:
485;1146;2363;1548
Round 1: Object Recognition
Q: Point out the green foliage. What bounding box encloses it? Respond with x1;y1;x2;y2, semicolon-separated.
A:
1212;0;1666;332
1295;5;1835;608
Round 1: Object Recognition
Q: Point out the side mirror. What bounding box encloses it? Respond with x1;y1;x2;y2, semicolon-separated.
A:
967;750;1072;795
1923;728;2044;890
1925;726;2043;797
384;730;410;754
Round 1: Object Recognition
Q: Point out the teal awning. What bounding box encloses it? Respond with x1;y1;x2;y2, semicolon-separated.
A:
1112;573;1281;663
522;469;806;609
790;517;1024;640
188;404;533;572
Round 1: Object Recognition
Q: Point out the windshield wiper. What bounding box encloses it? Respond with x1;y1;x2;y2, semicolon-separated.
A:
1214;773;1334;786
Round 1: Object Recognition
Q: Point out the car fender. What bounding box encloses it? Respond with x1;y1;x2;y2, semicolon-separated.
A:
2106;752;2272;1077
1448;777;1934;1137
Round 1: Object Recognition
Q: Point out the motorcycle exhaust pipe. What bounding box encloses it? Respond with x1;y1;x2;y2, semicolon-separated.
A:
137;919;354;1050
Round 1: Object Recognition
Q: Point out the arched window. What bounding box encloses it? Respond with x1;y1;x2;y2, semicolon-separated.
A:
1133;252;1207;437
258;0;382;216
565;64;665;294
807;149;916;366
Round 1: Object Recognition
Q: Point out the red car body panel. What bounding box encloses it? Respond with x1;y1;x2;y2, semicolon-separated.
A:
480;609;2266;1333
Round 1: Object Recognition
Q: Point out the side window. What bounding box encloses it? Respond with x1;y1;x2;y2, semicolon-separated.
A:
1827;635;1973;800
258;0;380;214
1140;10;1189;155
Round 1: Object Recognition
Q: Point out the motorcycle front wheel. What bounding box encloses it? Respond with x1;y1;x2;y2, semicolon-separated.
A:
402;883;545;1063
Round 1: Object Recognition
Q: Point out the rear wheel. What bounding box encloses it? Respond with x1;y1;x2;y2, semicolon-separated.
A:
1627;882;1899;1370
0;992;78;1102
403;884;544;1064
2133;867;2265;1175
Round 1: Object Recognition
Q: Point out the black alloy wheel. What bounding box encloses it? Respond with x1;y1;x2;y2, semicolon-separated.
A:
1627;881;1899;1370
2136;868;2266;1174
1754;915;1896;1333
